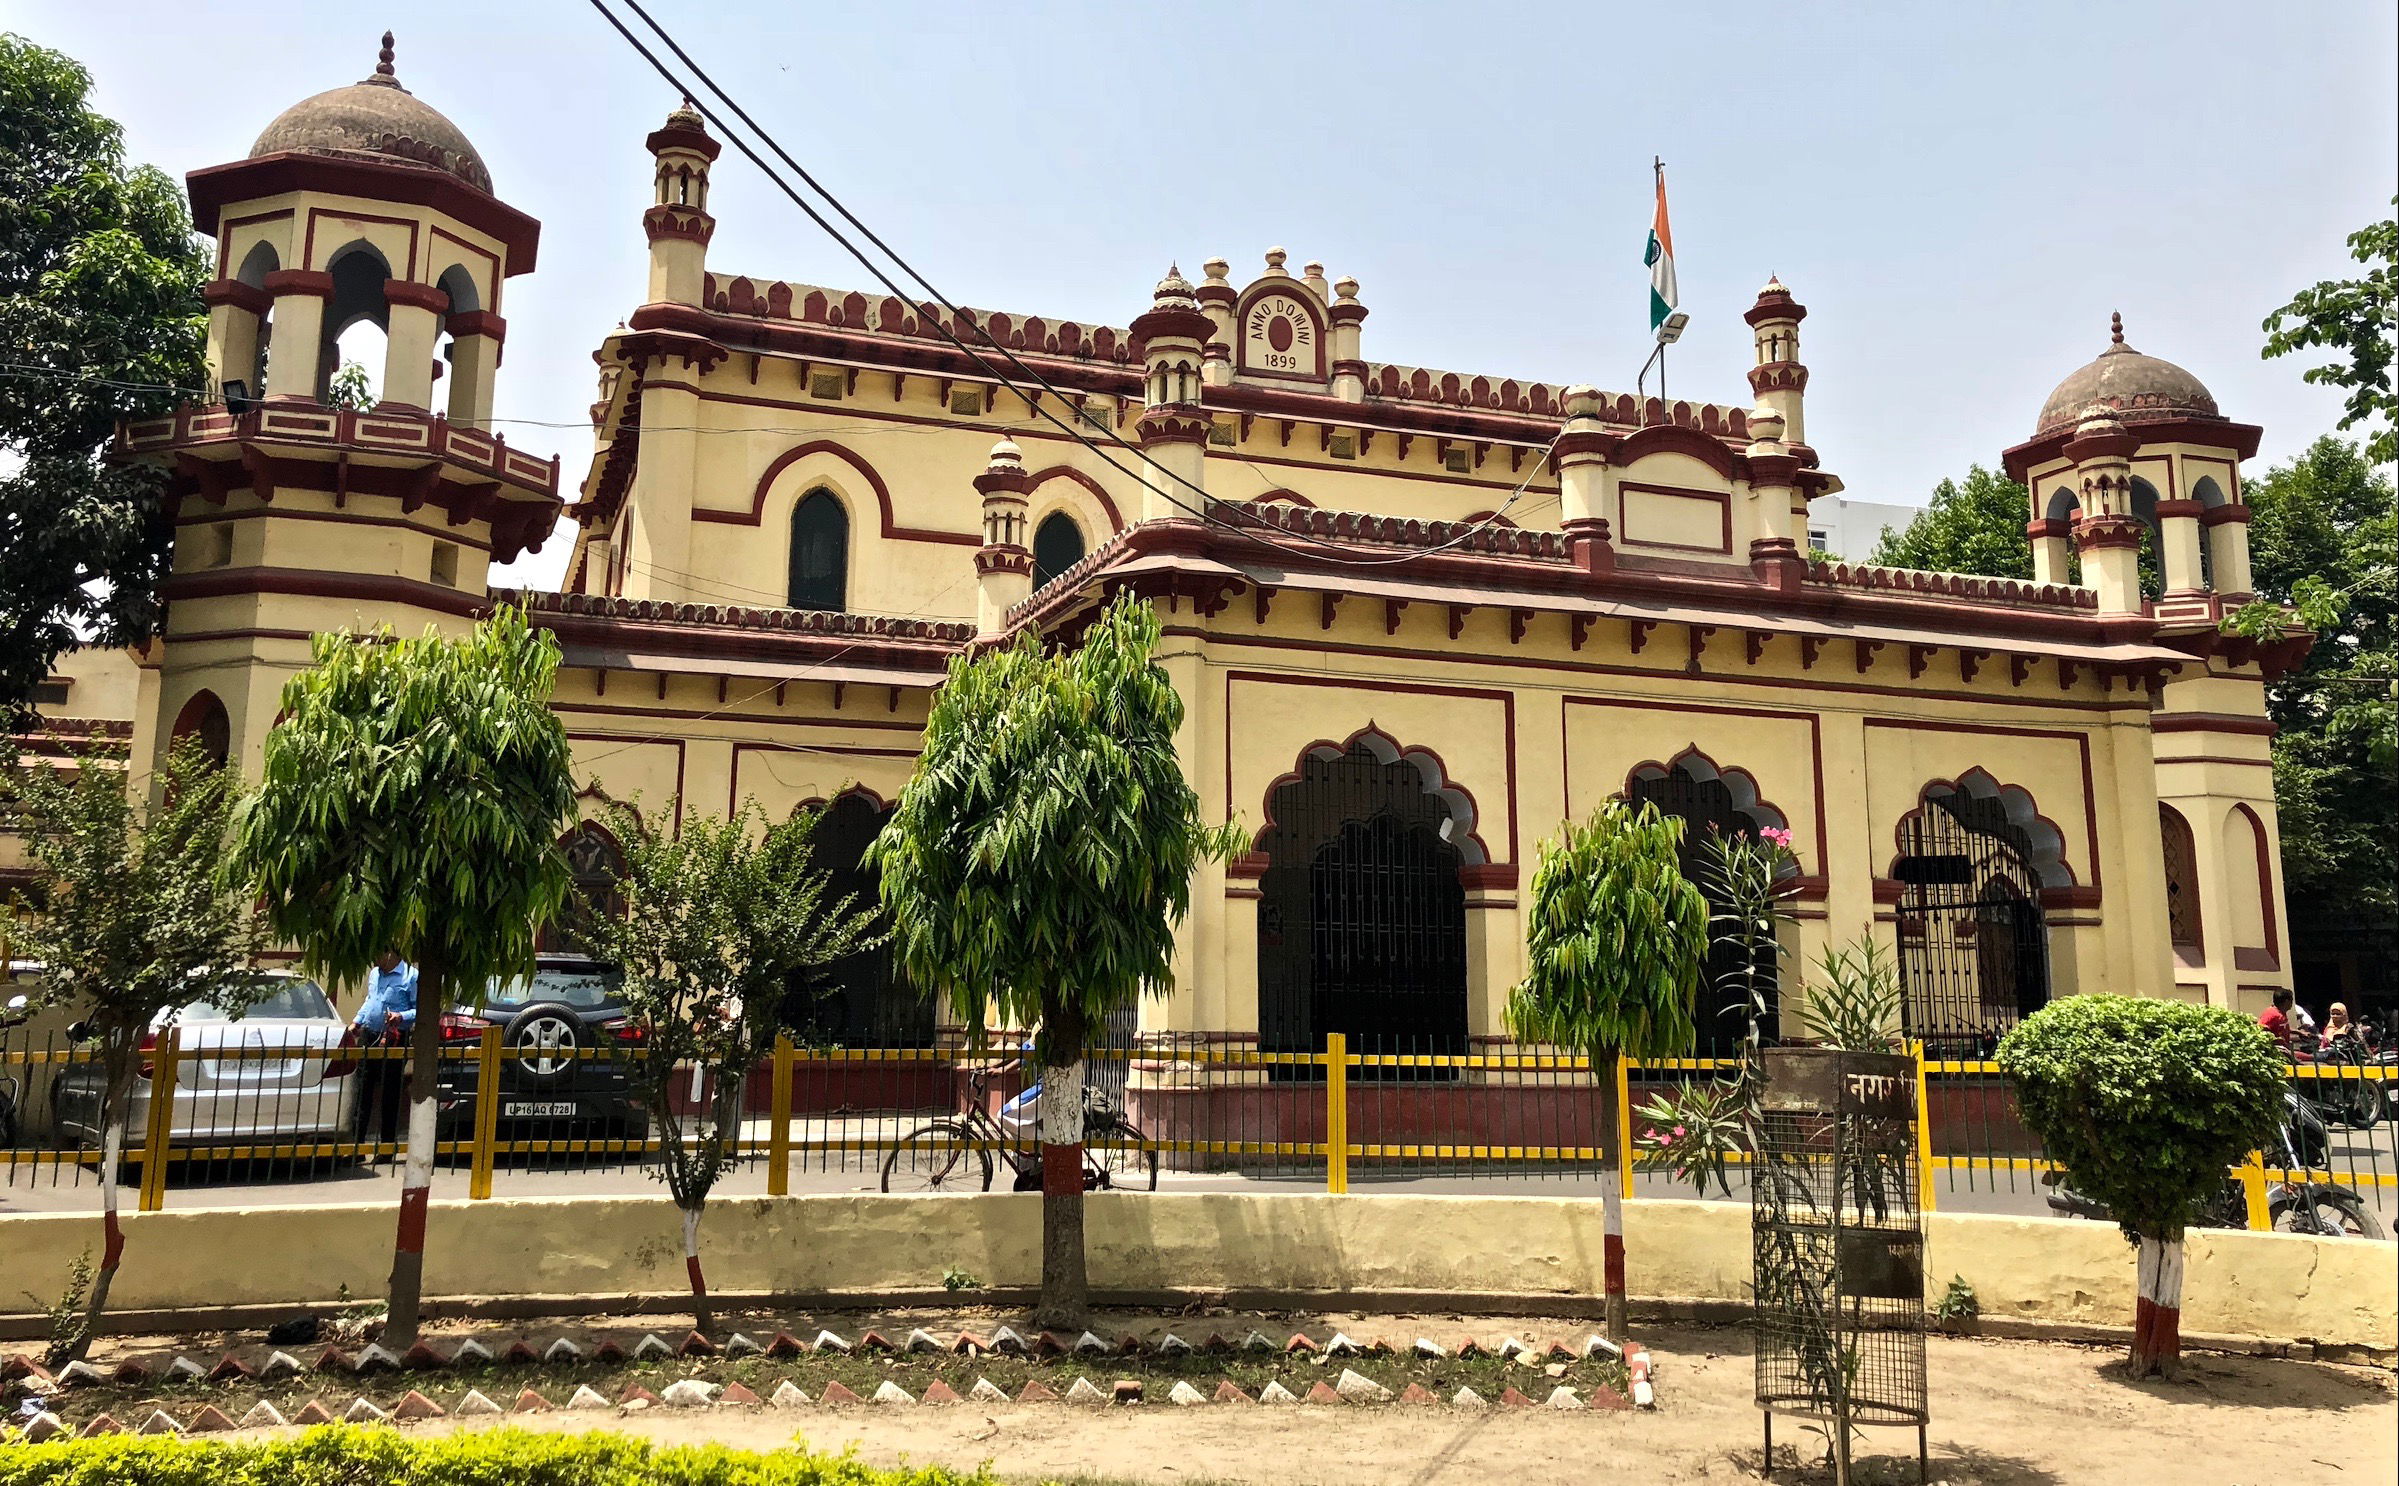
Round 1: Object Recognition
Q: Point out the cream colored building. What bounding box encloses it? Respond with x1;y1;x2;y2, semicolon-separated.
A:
21;42;2306;1054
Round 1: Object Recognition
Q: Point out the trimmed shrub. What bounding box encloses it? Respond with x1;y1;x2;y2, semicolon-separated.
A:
0;1425;999;1486
1997;994;2284;1243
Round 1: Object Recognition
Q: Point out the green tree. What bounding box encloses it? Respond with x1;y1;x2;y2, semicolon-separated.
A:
1868;466;2033;580
571;800;879;1336
1;738;267;1364
231;606;576;1346
1505;800;1709;1339
2262;201;2396;465
2237;437;2397;919
323;360;375;412
0;35;208;715
869;595;1242;1326
1997;996;2284;1379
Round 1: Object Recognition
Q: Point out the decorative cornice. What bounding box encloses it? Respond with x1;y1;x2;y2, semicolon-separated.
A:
187;152;541;274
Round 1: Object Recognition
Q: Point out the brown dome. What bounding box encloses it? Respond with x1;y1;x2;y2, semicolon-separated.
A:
2033;312;2218;435
249;33;491;195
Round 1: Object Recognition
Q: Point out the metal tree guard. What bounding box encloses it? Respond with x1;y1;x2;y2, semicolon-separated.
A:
1754;1047;1928;1484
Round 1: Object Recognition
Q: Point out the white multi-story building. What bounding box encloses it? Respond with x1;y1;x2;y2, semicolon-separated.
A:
1806;495;1925;561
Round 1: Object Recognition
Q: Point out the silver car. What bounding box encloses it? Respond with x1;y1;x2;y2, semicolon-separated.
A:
50;973;359;1153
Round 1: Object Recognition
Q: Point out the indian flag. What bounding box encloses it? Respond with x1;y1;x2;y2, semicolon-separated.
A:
1645;168;1678;332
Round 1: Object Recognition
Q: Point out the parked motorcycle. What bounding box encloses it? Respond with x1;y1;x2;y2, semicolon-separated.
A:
2295;1034;2383;1132
0;994;29;1148
2043;1090;2385;1239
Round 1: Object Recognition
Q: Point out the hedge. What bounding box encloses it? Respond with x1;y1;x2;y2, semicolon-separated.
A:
0;1426;1002;1486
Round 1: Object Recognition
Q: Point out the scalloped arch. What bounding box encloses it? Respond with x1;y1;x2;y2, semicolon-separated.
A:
1253;724;1489;866
1892;767;2074;889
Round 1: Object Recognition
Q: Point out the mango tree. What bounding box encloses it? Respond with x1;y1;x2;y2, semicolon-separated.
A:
233;606;575;1345
871;594;1241;1326
1506;801;1709;1340
3;737;267;1363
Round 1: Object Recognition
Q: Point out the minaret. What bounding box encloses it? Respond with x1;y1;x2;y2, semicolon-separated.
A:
2064;408;2144;614
644;100;719;307
974;440;1034;634
1745;277;1808;446
1128;265;1214;523
1743;405;1805;589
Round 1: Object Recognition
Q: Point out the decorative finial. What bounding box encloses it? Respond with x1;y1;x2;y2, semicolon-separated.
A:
377;31;396;78
2110;310;2124;345
1264;247;1288;273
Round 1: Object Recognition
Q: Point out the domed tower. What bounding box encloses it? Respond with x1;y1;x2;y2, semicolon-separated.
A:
114;34;559;780
2002;315;2291;1014
1128;265;1215;524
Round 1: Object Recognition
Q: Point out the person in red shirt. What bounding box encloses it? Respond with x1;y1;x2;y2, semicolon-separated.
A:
2259;989;2296;1051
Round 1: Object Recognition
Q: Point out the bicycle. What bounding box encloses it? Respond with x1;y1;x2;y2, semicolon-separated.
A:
880;1067;1158;1193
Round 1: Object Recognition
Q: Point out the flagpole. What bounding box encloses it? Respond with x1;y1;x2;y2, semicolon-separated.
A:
1653;158;1666;415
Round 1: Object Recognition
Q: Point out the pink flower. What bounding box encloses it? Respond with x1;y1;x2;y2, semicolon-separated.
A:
1672;1125;1688;1140
1759;826;1794;850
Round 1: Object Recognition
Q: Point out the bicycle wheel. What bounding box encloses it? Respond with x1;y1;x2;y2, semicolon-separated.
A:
881;1122;993;1194
1091;1117;1159;1192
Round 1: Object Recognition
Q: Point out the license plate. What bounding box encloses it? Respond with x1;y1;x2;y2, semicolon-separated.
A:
504;1101;576;1117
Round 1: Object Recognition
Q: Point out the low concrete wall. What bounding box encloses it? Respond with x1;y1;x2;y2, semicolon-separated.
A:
2;1194;2389;1353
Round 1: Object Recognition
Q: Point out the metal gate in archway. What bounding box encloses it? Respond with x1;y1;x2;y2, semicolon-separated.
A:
1893;795;2050;1056
1257;742;1469;1076
780;793;937;1047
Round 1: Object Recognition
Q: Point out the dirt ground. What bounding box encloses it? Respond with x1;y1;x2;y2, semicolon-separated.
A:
342;1311;2398;1486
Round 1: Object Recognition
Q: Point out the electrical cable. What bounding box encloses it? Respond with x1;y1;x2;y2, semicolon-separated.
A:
589;0;1566;566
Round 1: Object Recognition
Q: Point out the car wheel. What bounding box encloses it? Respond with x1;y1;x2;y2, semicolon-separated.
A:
501;1003;585;1090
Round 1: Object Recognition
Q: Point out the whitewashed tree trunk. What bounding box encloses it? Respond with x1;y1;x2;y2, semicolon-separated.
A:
1597;1047;1628;1340
1034;1057;1088;1327
681;1203;710;1335
383;984;443;1345
2130;1235;2185;1378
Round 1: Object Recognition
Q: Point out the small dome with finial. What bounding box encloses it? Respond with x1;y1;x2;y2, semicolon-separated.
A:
1152;262;1197;307
2034;310;2220;436
249;32;492;193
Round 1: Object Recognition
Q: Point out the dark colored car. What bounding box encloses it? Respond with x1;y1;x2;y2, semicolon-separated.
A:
433;958;649;1143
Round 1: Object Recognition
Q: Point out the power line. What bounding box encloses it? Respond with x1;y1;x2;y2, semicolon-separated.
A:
588;0;1562;567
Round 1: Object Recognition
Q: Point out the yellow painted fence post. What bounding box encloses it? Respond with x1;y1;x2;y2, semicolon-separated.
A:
138;1027;180;1213
2238;1150;2271;1230
1911;1040;1937;1214
1324;1032;1348;1194
767;1036;793;1197
468;1026;502;1200
1616;1053;1635;1202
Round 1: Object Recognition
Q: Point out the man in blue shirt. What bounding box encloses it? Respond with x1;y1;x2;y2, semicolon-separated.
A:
352;952;418;1144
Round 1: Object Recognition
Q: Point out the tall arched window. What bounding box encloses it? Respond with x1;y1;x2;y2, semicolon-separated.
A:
320;243;392;406
2159;804;2204;958
1625;751;1790;1056
542;820;627;954
1033;511;1086;588
787;490;848;611
168;690;232;772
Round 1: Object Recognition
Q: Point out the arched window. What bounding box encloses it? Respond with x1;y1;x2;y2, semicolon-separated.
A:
542;820;627;953
2129;477;2165;601
786;490;848;611
2159;804;2204;958
2225;804;2280;971
320;243;393;406
777;792;935;1046
168;690;232;772
1032;511;1086;588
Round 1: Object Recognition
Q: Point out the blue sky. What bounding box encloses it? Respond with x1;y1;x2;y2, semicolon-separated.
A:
14;1;2395;588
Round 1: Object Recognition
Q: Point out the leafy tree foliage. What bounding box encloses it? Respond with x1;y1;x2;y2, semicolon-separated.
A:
871;594;1242;1325
0;35;208;714
1506;800;1708;1337
2262;201;2397;465
571;799;879;1335
1868;466;2034;580
2236;438;2397;918
2;737;267;1363
1997;995;2284;1376
231;606;576;1345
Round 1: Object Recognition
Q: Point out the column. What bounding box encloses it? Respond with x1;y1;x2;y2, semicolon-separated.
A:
444;311;505;427
379;281;449;412
1553;386;1618;576
201;279;270;397
2155;500;2207;595
2028;519;2074;586
259;270;332;401
2204;505;2255;599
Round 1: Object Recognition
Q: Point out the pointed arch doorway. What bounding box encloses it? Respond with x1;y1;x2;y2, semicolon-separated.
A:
1254;731;1478;1073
